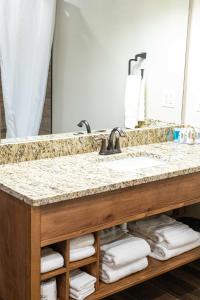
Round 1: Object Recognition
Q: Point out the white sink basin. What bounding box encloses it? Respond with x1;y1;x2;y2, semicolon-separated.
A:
100;156;166;173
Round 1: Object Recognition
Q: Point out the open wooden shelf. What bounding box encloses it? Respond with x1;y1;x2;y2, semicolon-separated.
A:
85;246;200;300
41;267;67;281
69;256;98;271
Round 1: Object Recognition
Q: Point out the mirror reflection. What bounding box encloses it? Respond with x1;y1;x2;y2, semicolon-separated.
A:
0;0;193;140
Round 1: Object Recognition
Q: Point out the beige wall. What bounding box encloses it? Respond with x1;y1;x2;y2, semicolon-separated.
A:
0;65;52;138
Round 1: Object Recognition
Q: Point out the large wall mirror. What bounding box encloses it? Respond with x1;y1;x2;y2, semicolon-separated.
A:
52;0;189;133
0;0;191;139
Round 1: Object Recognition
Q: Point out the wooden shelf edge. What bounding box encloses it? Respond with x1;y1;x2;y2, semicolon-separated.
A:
86;247;200;300
41;267;67;281
69;256;97;271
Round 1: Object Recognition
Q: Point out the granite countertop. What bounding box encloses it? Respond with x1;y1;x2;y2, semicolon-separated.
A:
0;142;199;206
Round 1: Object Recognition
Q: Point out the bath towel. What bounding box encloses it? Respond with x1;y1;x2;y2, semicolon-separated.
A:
100;257;148;283
129;215;199;249
150;236;200;260
128;215;176;242
70;233;95;250
70;246;95;262
101;236;150;268
70;269;96;291
41;248;64;274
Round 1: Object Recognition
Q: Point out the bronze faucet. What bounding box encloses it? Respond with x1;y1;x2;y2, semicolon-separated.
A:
99;127;126;155
77;120;91;133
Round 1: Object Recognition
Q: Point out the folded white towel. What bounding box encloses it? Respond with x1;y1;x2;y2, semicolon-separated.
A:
156;226;200;249
129;216;199;249
101;236;150;268
70;287;95;300
70;246;95;262
150;237;200;261
41;248;64;274
101;257;148;283
70;234;95;250
70;269;97;291
128;215;176;242
41;278;57;300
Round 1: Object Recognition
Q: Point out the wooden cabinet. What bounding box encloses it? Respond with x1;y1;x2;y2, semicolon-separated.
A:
0;172;200;300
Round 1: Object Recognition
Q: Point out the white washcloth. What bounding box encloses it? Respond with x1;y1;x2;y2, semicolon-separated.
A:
70;246;95;262
70;269;97;291
70;234;95;250
41;278;57;300
101;236;150;268
70;287;95;300
101;257;148;283
124;74;141;129
41;248;64;274
150;237;200;261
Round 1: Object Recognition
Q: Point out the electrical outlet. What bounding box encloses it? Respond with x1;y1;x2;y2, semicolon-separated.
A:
162;91;176;108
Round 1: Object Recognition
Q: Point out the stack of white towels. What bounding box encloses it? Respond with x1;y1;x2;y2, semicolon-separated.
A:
70;269;96;300
100;227;150;283
41;278;57;300
41;247;64;274
128;215;200;261
70;233;96;262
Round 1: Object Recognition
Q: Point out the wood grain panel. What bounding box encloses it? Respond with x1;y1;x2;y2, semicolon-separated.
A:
0;191;41;300
41;173;200;246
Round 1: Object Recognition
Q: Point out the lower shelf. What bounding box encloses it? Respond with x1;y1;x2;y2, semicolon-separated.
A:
41;267;67;281
86;246;200;300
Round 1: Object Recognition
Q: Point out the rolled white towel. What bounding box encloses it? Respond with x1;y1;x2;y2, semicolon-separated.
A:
70;269;97;291
70;234;95;250
100;257;148;283
70;287;95;300
41;278;57;300
70;246;95;262
41;248;64;274
101;236;150;268
150;236;200;261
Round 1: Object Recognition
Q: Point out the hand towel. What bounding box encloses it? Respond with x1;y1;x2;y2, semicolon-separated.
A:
70;269;97;291
101;236;150;268
70;287;95;300
124;74;141;129
41;278;57;300
100;257;148;283
150;237;200;261
70;246;95;262
70;234;95;250
41;248;64;274
138;73;146;121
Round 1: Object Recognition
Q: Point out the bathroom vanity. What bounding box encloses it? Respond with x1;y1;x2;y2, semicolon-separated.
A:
0;128;200;300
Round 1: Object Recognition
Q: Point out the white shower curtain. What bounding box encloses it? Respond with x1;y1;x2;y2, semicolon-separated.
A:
0;0;56;138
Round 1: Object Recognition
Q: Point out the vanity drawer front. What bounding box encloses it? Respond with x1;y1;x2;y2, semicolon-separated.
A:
40;172;200;246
